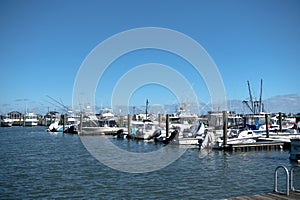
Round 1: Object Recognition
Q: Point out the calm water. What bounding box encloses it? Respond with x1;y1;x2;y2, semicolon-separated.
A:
0;126;299;200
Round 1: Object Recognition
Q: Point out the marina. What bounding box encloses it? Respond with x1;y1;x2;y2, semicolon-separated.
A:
1;81;299;200
1;0;300;199
1;83;300;200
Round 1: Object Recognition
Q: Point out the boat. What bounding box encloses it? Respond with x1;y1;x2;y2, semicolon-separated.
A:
175;122;206;145
63;124;78;134
7;111;24;126
47;119;60;132
153;129;178;144
211;129;261;149
46;112;80;133
161;107;203;145
24;113;39;126
80;109;122;135
127;119;161;140
290;138;300;162
1;116;13;127
199;130;216;150
43;111;60;126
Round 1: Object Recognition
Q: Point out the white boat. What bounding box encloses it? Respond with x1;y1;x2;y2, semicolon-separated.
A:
43;111;60;126
163;107;204;145
24;113;38;126
176;122;206;145
47;113;80;133
1;116;13;127
199;131;216;150
244;113;297;134
177;137;203;145
82;125;121;135
128;120;160;140
213;130;261;149
206;111;244;130
290;138;300;162
81;109;122;135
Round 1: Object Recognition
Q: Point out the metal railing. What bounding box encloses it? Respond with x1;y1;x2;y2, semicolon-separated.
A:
274;165;289;195
274;165;300;196
291;166;300;192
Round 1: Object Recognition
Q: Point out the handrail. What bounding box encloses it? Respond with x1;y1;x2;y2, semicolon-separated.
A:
274;165;289;196
290;166;300;192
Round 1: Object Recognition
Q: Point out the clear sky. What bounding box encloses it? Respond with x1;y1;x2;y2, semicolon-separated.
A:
0;0;299;114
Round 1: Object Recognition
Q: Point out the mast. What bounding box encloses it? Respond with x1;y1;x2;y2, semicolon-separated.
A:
145;99;149;119
243;79;264;114
247;80;254;111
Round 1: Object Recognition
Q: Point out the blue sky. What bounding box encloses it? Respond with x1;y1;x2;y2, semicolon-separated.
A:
0;0;299;114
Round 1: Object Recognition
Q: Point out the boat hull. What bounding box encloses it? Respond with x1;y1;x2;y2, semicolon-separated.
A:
1;121;13;127
81;127;122;135
24;121;38;126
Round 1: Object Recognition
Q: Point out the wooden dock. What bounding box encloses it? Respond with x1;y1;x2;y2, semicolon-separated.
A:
227;191;300;200
221;141;285;152
230;141;284;152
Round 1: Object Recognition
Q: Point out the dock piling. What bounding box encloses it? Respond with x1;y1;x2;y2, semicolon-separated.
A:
127;114;131;134
79;113;83;133
265;113;269;138
279;112;282;133
223;111;228;147
62;114;65;133
158;114;162;127
166;114;169;138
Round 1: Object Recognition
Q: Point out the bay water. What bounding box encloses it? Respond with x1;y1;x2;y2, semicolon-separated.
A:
0;126;299;199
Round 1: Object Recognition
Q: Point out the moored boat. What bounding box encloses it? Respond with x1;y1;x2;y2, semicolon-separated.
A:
24;113;38;126
127;119;160;140
81;109;122;135
1;116;13;127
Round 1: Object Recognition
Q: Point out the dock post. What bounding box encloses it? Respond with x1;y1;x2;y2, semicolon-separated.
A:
158;114;162;127
118;115;124;127
79;113;83;133
265;114;269;138
62;114;65;133
23;115;25;126
279;112;282;133
223;111;228;147
166;114;169;138
127;114;131;134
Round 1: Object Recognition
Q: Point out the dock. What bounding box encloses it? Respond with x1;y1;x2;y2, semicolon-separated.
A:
219;141;285;151
227;191;300;200
229;141;284;151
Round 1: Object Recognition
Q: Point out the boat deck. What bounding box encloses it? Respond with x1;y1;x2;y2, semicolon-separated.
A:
227;191;300;200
